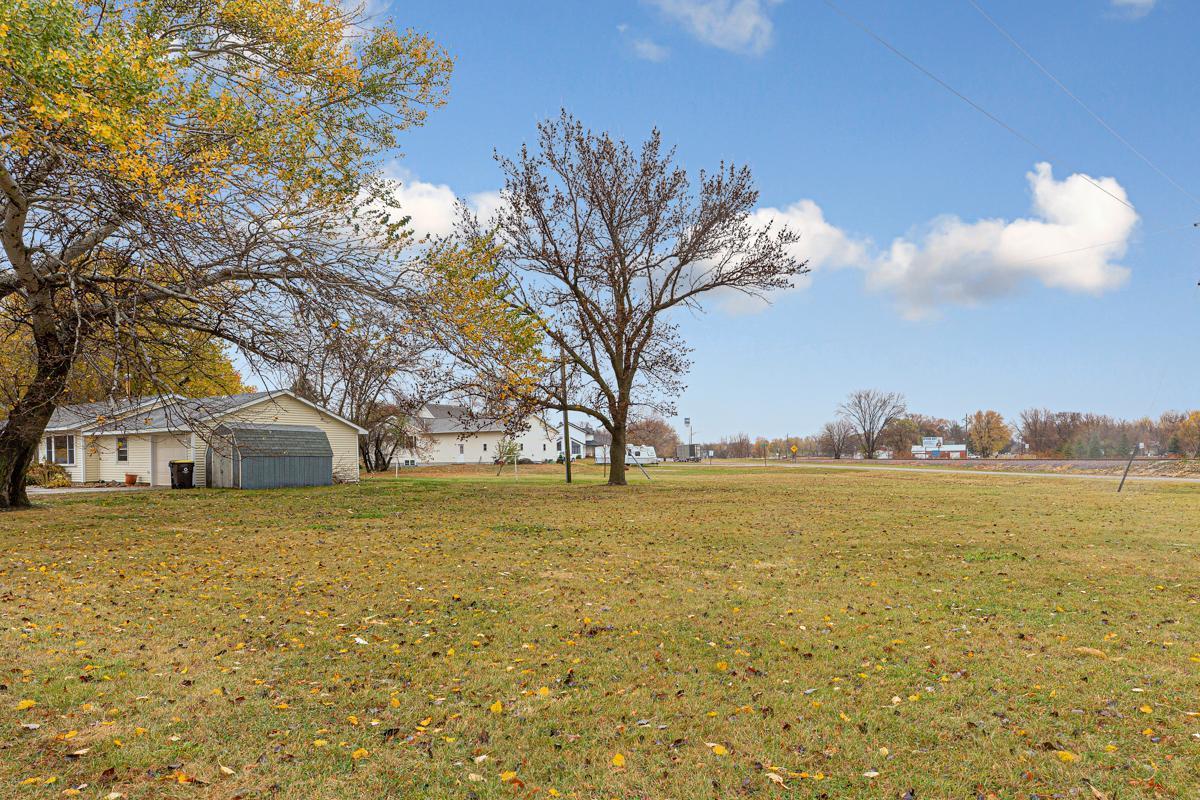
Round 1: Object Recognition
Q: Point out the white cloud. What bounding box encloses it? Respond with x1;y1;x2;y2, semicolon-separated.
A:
617;23;671;61
752;199;869;272
383;166;500;241
866;163;1137;318
717;199;870;313
632;36;671;61
646;0;781;55
1110;0;1156;18
385;162;1138;320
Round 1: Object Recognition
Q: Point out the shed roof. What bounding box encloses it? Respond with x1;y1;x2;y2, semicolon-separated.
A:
216;423;333;458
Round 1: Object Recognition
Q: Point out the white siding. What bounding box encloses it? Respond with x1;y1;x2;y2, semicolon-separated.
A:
90;434;152;484
402;417;560;465
192;395;361;485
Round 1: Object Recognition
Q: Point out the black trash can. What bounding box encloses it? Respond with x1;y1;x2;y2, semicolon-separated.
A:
169;460;194;489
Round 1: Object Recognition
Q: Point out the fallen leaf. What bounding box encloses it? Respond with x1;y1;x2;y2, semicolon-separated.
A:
489;701;503;714
1055;750;1078;763
611;753;625;768
16;699;36;711
1074;647;1107;659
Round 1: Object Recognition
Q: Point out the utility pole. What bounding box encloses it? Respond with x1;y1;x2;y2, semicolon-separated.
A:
560;349;571;484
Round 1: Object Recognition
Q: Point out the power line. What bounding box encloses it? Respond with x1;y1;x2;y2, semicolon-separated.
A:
820;0;1136;213
1018;222;1196;264
967;0;1200;211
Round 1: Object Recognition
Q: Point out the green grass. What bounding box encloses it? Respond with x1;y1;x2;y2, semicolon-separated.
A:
1;463;1198;799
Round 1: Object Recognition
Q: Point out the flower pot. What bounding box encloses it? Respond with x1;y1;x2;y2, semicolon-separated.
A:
124;473;138;486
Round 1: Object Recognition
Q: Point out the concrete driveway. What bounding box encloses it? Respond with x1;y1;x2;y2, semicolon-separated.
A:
28;484;158;496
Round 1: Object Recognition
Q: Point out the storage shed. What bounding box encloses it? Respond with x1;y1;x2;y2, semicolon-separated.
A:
206;423;334;489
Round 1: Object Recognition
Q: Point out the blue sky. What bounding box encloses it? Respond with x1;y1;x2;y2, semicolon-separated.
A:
378;0;1199;439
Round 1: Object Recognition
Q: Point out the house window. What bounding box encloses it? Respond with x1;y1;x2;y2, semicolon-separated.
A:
44;435;74;465
458;444;464;454
543;443;547;451
483;443;488;452
116;437;129;462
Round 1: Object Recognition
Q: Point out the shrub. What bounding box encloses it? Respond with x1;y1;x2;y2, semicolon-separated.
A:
26;462;71;488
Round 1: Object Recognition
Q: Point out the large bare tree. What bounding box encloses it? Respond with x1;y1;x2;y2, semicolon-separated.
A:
277;310;438;472
819;418;855;459
465;112;806;485
839;390;907;459
0;0;453;507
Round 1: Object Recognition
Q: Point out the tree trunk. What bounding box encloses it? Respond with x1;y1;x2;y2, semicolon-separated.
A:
607;422;627;486
0;342;75;510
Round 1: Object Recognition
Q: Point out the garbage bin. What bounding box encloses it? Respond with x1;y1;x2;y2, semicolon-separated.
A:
169;460;194;489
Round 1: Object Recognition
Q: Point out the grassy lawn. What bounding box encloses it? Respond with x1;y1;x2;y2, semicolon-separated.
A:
2;464;1198;799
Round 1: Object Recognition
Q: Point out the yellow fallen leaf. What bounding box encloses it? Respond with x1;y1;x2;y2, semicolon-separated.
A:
312;739;328;747
611;753;625;768
500;770;517;782
389;697;401;708
489;701;503;714
219;765;236;776
537;686;550;697
715;661;728;672
1056;750;1078;763
351;748;368;760
1139;704;1152;714
1074;647;1107;659
16;699;36;711
712;744;729;756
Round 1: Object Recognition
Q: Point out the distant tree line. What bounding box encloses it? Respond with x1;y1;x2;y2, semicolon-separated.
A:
695;390;1200;460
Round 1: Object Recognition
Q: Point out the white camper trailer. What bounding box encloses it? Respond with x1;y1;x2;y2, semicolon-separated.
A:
594;444;660;465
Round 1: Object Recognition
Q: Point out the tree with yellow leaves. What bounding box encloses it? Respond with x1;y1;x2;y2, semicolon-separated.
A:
1176;410;1200;459
967;409;1011;458
0;0;466;507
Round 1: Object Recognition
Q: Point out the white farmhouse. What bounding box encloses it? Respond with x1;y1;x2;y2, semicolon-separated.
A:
394;403;562;465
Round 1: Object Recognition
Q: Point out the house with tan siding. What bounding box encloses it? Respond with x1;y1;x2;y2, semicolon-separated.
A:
33;390;365;487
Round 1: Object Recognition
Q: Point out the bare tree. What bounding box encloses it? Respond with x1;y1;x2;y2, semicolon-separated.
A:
627;416;681;457
279;310;442;472
839;390;907;459
820;418;855;459
467;112;805;485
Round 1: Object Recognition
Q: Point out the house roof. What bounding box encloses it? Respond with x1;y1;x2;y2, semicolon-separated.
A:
36;390;366;436
216;423;333;458
43;396;163;432
88;391;275;433
587;428;612;447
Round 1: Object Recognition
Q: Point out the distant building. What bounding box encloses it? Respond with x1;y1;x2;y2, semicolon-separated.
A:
910;436;968;459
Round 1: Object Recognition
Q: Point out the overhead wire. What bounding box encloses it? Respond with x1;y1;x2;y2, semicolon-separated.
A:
966;0;1200;211
820;0;1136;213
